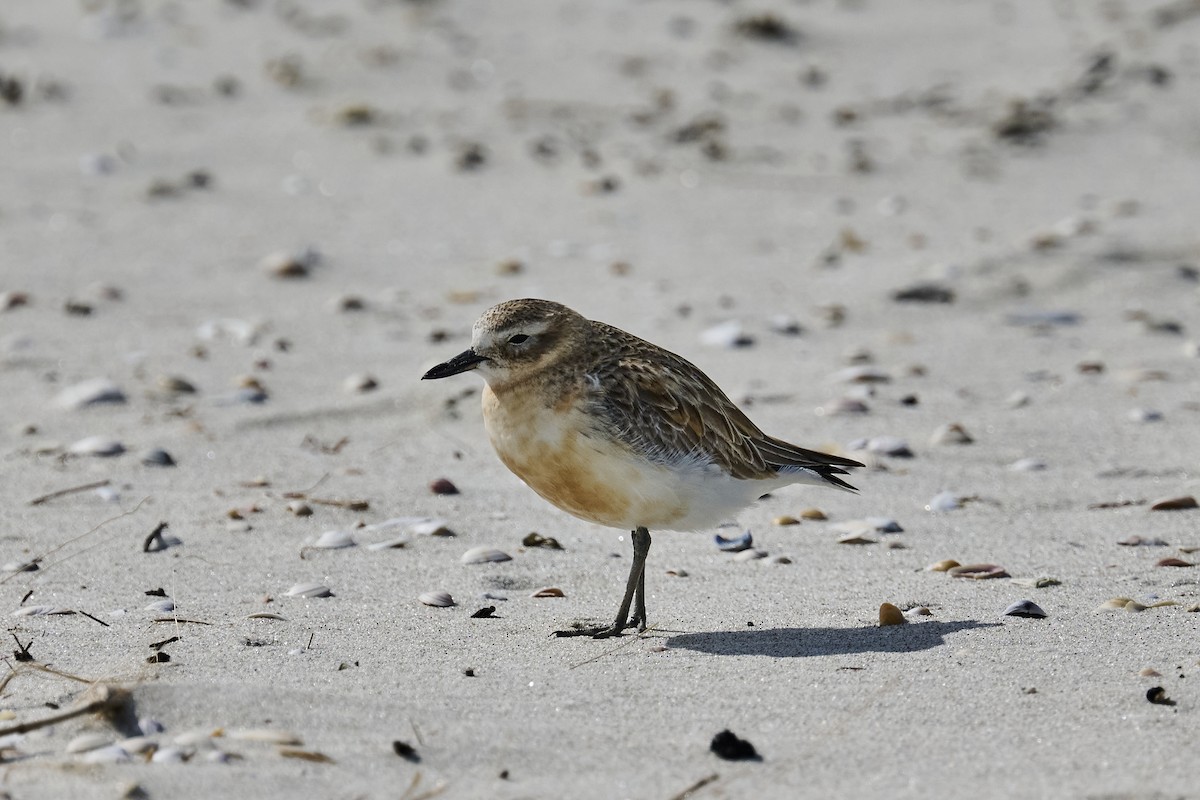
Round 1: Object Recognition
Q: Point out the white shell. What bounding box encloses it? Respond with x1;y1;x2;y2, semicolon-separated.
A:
365;534;410;551
699;320;752;348
120;736;156;754
285;583;333;598
80;745;130;763
144;599;175;613
419;591;455;607
138;717;165;735
312;529;355;549
55;378;126;410
67;733;112;754
151;746;189;764
67;436;125;457
460;546;512;565
409;518;454;537
11;605;74;617
1008;457;1047;471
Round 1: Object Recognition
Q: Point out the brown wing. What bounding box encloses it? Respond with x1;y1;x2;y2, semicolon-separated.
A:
582;325;862;489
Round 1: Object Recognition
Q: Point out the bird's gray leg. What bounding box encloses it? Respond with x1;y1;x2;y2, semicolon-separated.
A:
628;527;650;632
555;527;651;639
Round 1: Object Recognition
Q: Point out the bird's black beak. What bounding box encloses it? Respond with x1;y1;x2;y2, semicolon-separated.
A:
422;349;488;380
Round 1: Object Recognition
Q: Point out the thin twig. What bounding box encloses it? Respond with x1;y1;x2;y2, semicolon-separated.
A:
1;498;148;586
668;773;720;800
568;626;660;670
0;685;127;737
75;610;110;627
29;479;111;506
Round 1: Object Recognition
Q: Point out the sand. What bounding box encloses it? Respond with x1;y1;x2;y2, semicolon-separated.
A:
2;1;1199;797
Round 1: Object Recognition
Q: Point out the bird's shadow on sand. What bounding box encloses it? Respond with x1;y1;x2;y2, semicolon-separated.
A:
666;620;998;658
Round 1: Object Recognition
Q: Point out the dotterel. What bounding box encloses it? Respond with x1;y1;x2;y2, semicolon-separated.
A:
423;298;861;638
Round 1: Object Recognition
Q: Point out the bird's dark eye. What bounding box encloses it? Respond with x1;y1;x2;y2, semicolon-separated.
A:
508;334;530;345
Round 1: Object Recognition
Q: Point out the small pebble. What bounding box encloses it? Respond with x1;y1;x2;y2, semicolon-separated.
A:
925;559;960;572
288;501;313;517
799;508;827;520
710;729;760;761
1156;557;1193;568
141;448;176;467
773;515;800;526
343;373;378;393
1003;599;1047;618
261;248;319;279
430;478;459;495
1128;408;1164;423
878;602;907;626
832;366;891;384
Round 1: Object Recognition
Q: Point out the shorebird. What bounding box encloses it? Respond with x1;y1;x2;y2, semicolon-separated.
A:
422;299;861;638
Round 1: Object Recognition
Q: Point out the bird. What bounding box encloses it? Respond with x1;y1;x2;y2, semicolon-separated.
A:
422;299;862;638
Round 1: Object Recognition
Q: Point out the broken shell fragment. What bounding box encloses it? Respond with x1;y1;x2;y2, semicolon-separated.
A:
925;559;960;572
1149;496;1198;511
144;599;175;613
666;568;689;577
1155;557;1193;567
1003;599;1047;618
734;548;769;561
799;508;827;520
530;587;565;598
947;563;1009;579
419;591;454;607
1117;535;1168;547
227;729;303;745
837;532;876;545
285;583;333;598
522;532;563;549
930;423;974;445
773;515;800;526
460;547;512;565
878;602;907;626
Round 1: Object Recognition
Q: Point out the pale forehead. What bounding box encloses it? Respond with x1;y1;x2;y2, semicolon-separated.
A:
473;299;575;336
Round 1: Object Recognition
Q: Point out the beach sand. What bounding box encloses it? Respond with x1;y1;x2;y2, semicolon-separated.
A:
2;1;1198;797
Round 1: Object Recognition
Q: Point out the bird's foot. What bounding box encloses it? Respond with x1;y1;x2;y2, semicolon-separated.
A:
553;619;640;639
